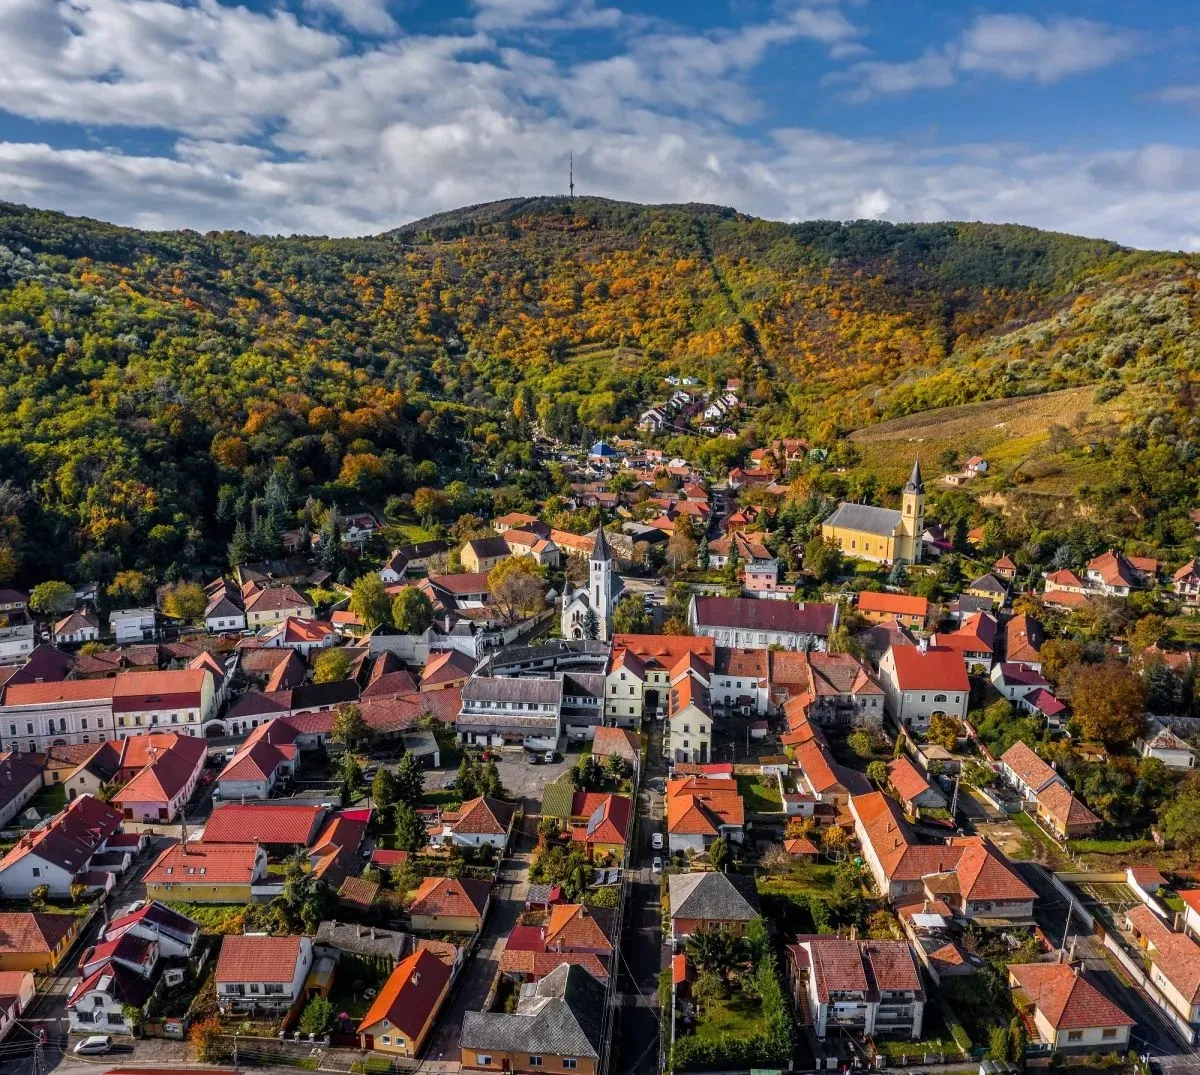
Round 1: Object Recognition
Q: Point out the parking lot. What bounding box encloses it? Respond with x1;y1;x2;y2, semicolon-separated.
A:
422;744;583;810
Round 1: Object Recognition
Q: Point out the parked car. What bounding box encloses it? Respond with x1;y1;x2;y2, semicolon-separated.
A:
651;832;664;850
526;753;542;765
441;773;458;789
224;746;237;759
74;1036;112;1056
651;857;663;875
543;750;557;763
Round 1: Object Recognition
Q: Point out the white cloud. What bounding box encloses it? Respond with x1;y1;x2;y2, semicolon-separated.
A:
304;0;397;36
0;0;1192;251
831;13;1136;100
1153;84;1200;109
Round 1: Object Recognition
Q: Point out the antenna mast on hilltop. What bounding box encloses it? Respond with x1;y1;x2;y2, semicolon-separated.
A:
569;152;575;199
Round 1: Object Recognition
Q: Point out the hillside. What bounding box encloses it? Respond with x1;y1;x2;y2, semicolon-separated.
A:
0;196;1198;583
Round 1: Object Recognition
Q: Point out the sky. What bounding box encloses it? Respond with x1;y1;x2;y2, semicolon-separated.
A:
1;0;1199;247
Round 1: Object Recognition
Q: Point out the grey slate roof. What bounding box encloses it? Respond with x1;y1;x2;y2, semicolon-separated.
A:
668;871;761;922
823;502;903;537
462;676;564;705
314;920;409;962
460;962;604;1058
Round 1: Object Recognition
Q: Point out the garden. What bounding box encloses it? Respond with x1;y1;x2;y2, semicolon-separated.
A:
734;774;782;813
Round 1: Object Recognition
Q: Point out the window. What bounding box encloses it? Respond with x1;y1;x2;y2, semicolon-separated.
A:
1067;1031;1083;1042
477;1056;492;1066
117;717;126;727
81;719;88;730
26;722;32;734
31;867;40;878
933;694;947;703
563;1060;578;1070
529;1057;543;1067
1102;1029;1118;1040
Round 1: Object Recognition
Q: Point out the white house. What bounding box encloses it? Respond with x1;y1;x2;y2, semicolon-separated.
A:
53;611;100;645
68;930;162;1034
1139;722;1196;771
877;643;969;731
105;901;201;959
0;794;124;897
0;622;34;665
709;648;769;715
216;935;313;1014
0;970;34;1041
110;608;157;644
430;796;514;851
990;663;1051;708
0;753;44;829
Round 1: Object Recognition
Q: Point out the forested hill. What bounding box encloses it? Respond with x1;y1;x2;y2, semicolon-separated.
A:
0;196;1198;585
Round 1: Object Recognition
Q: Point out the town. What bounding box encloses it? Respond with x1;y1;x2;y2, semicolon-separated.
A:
1;405;1199;1075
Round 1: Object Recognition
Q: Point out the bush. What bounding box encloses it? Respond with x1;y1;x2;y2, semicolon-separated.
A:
299;994;333;1036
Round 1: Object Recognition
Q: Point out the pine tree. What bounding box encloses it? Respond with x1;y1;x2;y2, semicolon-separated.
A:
227;520;251;569
316;507;341;572
583;606;600;640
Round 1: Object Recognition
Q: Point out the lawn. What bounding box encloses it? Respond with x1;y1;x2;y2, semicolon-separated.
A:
28;784;66;817
327;954;392;1021
1011;810;1073;870
691;993;762;1042
756;865;840;896
735;775;782;813
164;902;247;934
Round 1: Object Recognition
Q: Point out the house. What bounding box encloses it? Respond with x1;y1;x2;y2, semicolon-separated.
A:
0;752;44;829
771;651;885;729
856;618;917;669
0;619;35;665
503;529;561;569
667;871;760;943
421;648;476;692
53;611;99;645
605;634;715;726
1086;550;1157;596
460;536;512;575
666;665;712;766
1044;568;1088;598
0;794;124;897
358;946;454;1057
0;968;34;1038
999;742;1062;801
460;962;605;1075
457;676;562;751
110;733;207;822
964;574;1007;608
710;647;770;716
110;609;156;644
706;530;771;570
887;756;947;813
877;644;970;731
990;663;1051;708
215;719;300;799
992;555;1018;581
308;811;370;887
258;616;337;655
431;796;515;851
687;595;838;651
1005;614;1044;669
856;591;928;629
665;776;745;854
821;461;926;565
793;738;870;807
589;726;639;768
104;901;201;958
934;611;998;672
787;937;925;1040
0;912;81;971
1035;782;1101;839
568;793;631;862
1124;905;1200;1026
68;931;161;1034
1008;961;1134;1052
204;579;246;633
202;803;328;854
1138;722;1196;770
143;842;267;903
1173;559;1200;608
850;791;1035;923
408;876;491;933
499;904;614;983
215;934;314;1013
242;583;313;629
0;590;27;615
1180;890;1200;943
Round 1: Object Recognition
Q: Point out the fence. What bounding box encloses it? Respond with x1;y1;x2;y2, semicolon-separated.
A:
1100;932;1197;1047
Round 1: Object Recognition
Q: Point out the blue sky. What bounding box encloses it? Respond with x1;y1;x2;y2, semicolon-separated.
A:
0;0;1198;246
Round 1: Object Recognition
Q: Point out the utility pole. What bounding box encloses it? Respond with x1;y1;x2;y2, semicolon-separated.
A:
949;774;960;819
233;1031;239;1067
1060;894;1075;955
569;152;574;199
32;1032;44;1075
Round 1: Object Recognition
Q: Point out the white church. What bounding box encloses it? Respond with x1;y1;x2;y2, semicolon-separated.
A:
561;528;622;641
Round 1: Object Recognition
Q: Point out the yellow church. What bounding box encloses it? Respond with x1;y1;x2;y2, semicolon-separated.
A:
820;459;925;565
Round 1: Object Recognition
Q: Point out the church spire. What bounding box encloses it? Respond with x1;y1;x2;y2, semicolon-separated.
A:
904;457;924;494
590;524;611;563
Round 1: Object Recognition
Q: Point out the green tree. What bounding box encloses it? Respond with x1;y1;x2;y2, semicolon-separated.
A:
612;593;651;634
394;753;425;806
685;925;742;983
866;760;889;788
392;587;434;635
227;521;251;570
927;713;962;751
394;801;430;853
108;569;153;607
372;767;398;812
312;648;352;683
1064;660;1147;748
488;556;546;623
331;703;369;750
847;730;873;757
316;510;341;572
349;573;391;630
29;581;76;617
1161;789;1200;853
803;534;840;582
708;836;730;872
582;606;600;640
298;994;333;1036
692;969;725;1010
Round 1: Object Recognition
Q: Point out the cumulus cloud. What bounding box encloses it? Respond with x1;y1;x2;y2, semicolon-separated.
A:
0;0;1192;250
831;13;1136;100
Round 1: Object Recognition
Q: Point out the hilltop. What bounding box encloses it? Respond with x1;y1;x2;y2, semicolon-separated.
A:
0;196;1197;582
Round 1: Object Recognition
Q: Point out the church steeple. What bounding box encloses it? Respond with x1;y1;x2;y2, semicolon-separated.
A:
904;457;924;495
590;525;611;563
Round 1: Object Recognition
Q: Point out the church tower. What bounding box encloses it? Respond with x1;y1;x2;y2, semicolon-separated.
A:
900;458;925;563
590;526;614;641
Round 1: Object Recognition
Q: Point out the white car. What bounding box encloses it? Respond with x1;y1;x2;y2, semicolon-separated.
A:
224;746;237;759
74;1036;112;1056
651;832;664;850
651;857;663;875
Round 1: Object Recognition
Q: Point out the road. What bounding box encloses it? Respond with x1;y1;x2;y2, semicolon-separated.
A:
614;714;666;1075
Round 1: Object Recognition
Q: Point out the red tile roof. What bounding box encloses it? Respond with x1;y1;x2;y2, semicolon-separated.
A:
1036;782;1100;830
203;803;327;845
1000;742;1058;792
1008;962;1134;1030
0;912;77;954
446;797;514;836
887;645;969;692
886;757;932;804
145;842;261;885
358;946;452;1039
216;934;304;983
408;876;490;921
857;591;928;618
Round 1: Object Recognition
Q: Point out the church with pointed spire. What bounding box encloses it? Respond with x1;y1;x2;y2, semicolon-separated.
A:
819;458;925;565
560;526;623;641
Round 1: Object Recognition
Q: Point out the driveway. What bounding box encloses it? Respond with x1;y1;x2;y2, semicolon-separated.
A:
424;746;580;814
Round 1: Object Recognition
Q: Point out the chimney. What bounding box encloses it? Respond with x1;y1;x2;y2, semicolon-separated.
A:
918;637;929;655
922;900;929;914
411;971;421;986
849;925;857;941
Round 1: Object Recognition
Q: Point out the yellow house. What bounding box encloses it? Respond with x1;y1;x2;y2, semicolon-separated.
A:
407;876;490;933
143;842;266;903
0;913;81;972
358;948;453;1056
460;536;510;575
243;583;313;629
821;459;925;565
